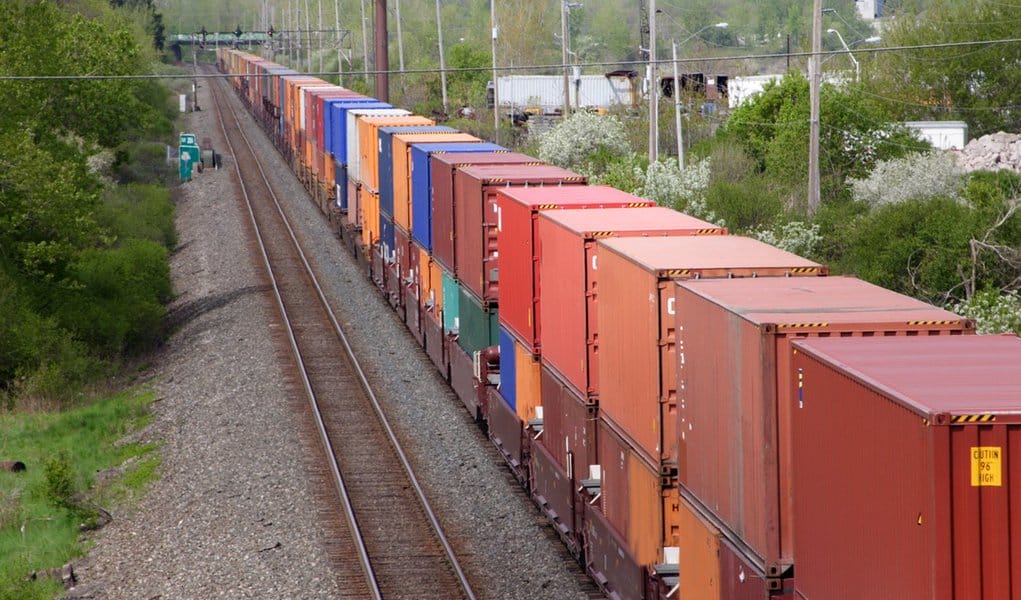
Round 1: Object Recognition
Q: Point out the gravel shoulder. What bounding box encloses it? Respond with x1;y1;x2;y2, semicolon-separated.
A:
72;73;594;599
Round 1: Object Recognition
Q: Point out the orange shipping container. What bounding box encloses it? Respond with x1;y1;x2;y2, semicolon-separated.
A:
357;116;433;193
360;188;380;249
596;236;826;472
391;132;479;231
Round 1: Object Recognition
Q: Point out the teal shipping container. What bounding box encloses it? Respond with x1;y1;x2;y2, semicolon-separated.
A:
457;285;499;354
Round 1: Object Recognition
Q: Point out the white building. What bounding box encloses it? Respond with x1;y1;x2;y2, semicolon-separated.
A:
904;121;969;150
856;0;884;20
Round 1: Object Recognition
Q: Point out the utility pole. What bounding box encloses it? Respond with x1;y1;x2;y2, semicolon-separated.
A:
561;0;570;118
490;0;499;144
672;41;683;168
395;0;406;96
360;0;370;84
808;0;821;213
318;0;324;76
647;0;658;162
304;0;312;73
436;0;448;113
375;0;389;101
341;0;349;84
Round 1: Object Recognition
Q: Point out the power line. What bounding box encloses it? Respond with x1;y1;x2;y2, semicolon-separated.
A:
1;36;1020;81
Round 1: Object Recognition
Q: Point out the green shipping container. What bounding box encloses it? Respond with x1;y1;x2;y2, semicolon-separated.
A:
457;284;499;354
442;269;459;334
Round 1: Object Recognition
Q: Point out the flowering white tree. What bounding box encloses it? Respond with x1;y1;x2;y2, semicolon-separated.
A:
537;111;630;171
951;289;1021;334
849;151;964;206
751;221;822;257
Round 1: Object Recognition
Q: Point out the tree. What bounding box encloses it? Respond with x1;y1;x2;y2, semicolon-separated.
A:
862;0;1021;134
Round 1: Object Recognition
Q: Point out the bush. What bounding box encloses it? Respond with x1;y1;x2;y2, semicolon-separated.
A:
98;184;177;249
752;221;823;257
43;452;80;513
704;175;785;232
952;288;1021;334
55;240;171;356
839;196;979;302
538;111;630;172
849;151;964;206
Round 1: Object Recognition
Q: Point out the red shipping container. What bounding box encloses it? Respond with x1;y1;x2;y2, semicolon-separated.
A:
538;207;725;400
452;164;586;305
496;188;658;354
596;236;826;474
676;276;974;577
429;152;542;274
791;335;1021;600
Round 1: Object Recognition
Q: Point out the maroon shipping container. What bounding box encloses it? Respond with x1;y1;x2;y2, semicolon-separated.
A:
423;310;448;379
597;236;826;474
538;207;725;401
405;239;424;345
453;164;587;305
539;363;598;481
791;335;1021;600
675;276;974;577
487;386;528;486
584;501;645;600
496;188;658;354
430;152;541;274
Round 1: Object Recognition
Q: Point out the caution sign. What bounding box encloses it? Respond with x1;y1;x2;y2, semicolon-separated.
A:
970;446;1002;487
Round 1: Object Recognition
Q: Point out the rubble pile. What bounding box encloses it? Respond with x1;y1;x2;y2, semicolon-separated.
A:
953;132;1021;173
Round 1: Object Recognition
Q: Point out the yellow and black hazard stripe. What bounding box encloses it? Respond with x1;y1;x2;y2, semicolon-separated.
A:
562;177;587;182
537;204;560;209
789;267;821;274
696;228;724;234
906;320;961;326
951;414;996;423
588;231;616;238
627;202;651;207
779;323;830;329
484;177;506;183
662;269;692;277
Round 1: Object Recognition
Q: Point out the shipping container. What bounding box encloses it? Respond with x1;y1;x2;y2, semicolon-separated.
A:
675;276;974;577
430;152;543;273
456;284;498;354
453;164;587;304
391;132;479;229
538;206;724;401
423;306;448;379
360;187;379;250
409;142;506;251
539;363;598;482
597;236;826;475
529;439;583;557
672;492;794;600
791;335;1021;600
345;108;410;191
345;179;360;227
584;500;644;600
496;187;660;355
377;126;458;216
327;100;390;162
421;249;443;316
597;418;681;567
405;236;424;344
488;386;528;484
356;115;434;193
498;327;518;409
441;269;459;335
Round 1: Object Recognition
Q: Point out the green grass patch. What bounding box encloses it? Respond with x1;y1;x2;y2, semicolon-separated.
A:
0;389;159;598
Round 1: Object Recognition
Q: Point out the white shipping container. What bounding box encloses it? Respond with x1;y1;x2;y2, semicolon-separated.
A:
904;121;969;150
496;75;636;113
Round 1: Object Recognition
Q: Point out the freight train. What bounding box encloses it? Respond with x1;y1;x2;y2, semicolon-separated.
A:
216;48;1021;599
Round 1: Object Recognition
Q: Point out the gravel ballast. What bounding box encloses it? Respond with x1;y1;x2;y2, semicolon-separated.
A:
73;74;595;599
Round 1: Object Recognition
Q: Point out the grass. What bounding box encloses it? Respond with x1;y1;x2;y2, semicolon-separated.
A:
0;389;159;598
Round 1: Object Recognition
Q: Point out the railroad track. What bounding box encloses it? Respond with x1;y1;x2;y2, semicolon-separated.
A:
208;71;475;600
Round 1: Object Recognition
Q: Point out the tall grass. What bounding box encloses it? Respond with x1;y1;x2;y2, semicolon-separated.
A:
0;389;159;598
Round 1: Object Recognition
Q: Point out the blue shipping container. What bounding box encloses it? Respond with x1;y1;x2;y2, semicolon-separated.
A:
377;126;454;217
379;212;396;262
335;159;348;210
322;98;376;157
327;100;390;163
499;326;517;411
409;142;507;250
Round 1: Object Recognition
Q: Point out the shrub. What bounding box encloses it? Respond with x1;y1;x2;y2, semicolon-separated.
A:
752;221;823;257
952;288;1021;334
849;151;964;206
43;452;80;513
704;175;785;232
538;111;630;171
98;184;177;249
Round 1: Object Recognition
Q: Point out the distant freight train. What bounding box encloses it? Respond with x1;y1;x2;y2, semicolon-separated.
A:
218;46;1021;600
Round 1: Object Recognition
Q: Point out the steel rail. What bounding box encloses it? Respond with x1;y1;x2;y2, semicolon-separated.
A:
208;70;475;600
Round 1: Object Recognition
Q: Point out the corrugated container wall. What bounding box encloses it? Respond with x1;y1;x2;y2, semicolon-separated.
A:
453;164;587;304
495;187;657;354
345;108;410;191
675;276;973;577
357;115;433;193
791;335;1021;600
409;142;506;251
596;236;825;472
391;132;479;228
377;126;456;216
537;207;725;400
430;152;543;274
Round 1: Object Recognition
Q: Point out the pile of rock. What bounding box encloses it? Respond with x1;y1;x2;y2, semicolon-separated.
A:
953;132;1021;173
